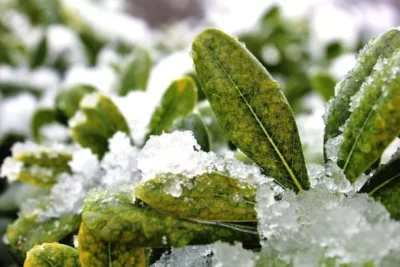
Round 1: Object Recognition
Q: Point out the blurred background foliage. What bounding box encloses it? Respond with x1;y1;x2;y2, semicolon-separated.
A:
0;0;399;265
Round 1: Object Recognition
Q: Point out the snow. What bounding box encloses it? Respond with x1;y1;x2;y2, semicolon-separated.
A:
40;122;70;143
325;134;344;163
0;158;23;182
39;132;141;219
62;65;117;94
151;245;212;267
112;91;156;145
80;92;101;109
213;242;257;267
255;184;400;266
68;111;86;128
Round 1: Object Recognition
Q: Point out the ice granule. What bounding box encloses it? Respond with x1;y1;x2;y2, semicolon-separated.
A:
138;131;278;197
40;122;70;143
100;132;141;187
0;157;23;182
255;185;400;266
212;242;257;267
68;148;100;178
325;134;344;163
307;162;354;193
151;245;212;267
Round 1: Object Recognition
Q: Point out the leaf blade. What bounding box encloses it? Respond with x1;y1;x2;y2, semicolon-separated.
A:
192;29;309;191
24;243;80;267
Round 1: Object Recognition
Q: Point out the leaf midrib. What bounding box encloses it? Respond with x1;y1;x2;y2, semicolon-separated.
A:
204;43;304;191
369;173;400;196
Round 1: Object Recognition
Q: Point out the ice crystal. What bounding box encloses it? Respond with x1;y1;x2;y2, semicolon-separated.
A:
152;245;212;267
212;242;257;267
255;184;400;266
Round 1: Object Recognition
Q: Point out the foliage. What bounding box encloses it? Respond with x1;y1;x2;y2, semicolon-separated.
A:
0;1;399;266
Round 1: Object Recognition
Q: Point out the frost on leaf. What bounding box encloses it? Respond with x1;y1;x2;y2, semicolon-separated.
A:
212;242;257;267
24;243;80;267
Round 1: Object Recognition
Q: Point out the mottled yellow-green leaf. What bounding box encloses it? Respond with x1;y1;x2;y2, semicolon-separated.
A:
31;108;62;143
324;28;400;158
82;187;259;248
337;50;400;182
56;84;97;119
118;47;152;95
192;29;309;191
146;76;197;139
359;150;400;220
13;150;72;188
24;243;80;267
6;214;80;261
170;113;211;152
135;172;256;221
78;223;145;267
70;93;131;157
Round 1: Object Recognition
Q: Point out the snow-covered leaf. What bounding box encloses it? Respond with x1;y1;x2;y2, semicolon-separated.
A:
6;213;80;261
146;76;197;139
360;149;400;220
1;142;73;187
69;92;130;157
81;188;259;248
192;29;309;191
118;47;152;95
135;172;256;222
170;113;211;152
337;50;400;182
24;243;80;267
324;28;400;158
78;223;145;267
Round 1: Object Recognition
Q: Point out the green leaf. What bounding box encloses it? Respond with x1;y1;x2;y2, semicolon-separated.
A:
24;243;80;267
56;84;97;119
192;29;309;191
170;114;211;152
31;108;61;143
6;214;80;262
118;47;152;95
78;223;145;267
146;77;198;139
70;93;131;157
29;34;48;69
11;149;72;188
0;81;42;97
359;150;400;220
324;28;400;157
310;70;336;101
135;172;256;222
336;50;400;182
82;187;259;247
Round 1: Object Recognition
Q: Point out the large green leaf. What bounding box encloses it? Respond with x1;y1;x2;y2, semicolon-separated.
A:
81;188;259;248
170;113;211;152
31;108;61;143
70;93;131;157
324;29;400;158
359;150;400;220
192;29;309;191
24;243;80;267
336;50;400;182
135;173;256;222
6;213;80;262
78;223;145;267
146;77;197;139
118;47;152;95
56;84;97;119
